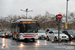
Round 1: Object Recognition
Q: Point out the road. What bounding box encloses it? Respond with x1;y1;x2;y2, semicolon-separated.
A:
0;38;75;50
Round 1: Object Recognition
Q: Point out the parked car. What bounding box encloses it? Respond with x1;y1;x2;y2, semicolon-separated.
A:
38;30;46;39
46;31;69;42
0;32;2;37
62;30;75;40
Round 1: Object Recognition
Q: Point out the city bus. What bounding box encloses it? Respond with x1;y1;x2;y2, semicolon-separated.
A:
11;19;39;41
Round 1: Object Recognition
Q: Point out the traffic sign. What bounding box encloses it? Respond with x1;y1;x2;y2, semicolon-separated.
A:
56;14;62;41
57;14;62;20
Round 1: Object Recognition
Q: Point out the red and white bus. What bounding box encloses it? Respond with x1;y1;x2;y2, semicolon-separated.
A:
11;19;39;41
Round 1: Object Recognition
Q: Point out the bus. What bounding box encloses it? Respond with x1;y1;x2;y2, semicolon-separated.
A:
11;19;39;41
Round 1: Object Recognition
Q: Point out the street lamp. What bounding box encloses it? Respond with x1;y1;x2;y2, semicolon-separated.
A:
65;0;69;29
5;17;8;29
21;8;33;19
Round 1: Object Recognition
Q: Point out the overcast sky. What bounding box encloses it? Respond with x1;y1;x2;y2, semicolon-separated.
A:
0;0;75;17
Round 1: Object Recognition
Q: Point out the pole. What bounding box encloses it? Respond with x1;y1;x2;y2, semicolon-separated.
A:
26;11;27;19
21;8;33;19
5;17;7;31
5;18;6;29
1;16;2;29
58;20;60;41
66;0;69;29
45;19;47;29
66;0;68;22
26;8;28;19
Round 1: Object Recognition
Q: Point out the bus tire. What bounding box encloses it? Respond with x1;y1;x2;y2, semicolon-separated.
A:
32;39;35;42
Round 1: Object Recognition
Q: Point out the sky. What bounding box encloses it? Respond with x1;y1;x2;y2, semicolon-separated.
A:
0;0;75;17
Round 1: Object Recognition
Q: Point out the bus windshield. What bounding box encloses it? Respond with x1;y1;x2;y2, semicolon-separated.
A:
20;23;38;33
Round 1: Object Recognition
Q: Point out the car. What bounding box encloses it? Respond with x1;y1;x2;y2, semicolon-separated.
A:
5;31;11;38
62;30;75;40
46;31;69;42
1;32;6;37
0;31;11;38
0;32;2;37
38;30;46;39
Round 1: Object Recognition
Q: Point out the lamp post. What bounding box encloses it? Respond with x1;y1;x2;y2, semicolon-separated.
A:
45;19;48;29
65;0;69;29
0;16;2;29
5;17;8;29
21;8;33;19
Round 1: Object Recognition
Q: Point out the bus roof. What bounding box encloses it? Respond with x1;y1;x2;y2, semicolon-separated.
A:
12;19;37;23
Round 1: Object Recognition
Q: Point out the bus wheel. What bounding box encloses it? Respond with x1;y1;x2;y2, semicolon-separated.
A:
32;38;35;42
24;38;28;42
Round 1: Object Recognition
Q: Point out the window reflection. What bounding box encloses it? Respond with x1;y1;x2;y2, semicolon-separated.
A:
2;38;8;49
35;40;40;45
19;42;24;47
70;41;73;44
45;40;47;45
5;39;8;48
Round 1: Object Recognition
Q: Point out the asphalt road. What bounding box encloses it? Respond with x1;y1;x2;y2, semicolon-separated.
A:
0;38;75;50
